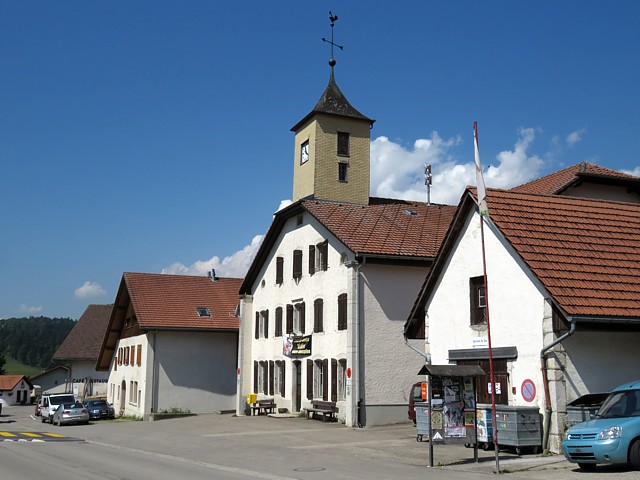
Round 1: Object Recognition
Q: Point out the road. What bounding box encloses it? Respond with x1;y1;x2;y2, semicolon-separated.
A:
2;404;640;479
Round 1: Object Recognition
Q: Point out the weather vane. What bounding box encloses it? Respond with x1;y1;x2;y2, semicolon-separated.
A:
322;11;343;70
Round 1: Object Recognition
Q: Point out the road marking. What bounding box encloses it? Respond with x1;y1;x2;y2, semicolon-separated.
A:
42;432;66;438
20;432;42;437
0;432;17;437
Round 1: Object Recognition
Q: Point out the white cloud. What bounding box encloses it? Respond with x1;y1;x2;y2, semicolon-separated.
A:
370;127;545;205
74;281;107;299
277;199;292;212
162;235;264;278
566;128;586;147
622;166;640;177
19;304;43;314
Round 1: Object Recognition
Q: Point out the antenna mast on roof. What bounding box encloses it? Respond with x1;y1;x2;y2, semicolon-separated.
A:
322;11;343;74
424;164;432;205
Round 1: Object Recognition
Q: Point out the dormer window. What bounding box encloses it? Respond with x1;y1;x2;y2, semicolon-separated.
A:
196;307;211;317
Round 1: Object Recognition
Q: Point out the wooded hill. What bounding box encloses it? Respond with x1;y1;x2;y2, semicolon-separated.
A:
0;316;76;371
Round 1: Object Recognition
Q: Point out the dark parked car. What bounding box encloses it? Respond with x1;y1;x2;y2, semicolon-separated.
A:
85;399;115;420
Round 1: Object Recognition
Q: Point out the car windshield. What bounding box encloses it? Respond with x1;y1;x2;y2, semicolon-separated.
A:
88;400;107;407
52;395;76;405
596;389;640;418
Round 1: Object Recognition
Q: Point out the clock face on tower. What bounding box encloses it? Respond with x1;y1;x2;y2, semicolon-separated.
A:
300;141;310;165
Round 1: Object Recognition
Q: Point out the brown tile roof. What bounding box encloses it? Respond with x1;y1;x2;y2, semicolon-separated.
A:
512;162;639;195
53;304;113;361
0;375;30;391
123;273;242;330
485;189;640;317
303;199;457;258
240;198;457;294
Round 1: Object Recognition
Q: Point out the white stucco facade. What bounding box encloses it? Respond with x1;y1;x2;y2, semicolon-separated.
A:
237;211;426;426
423;209;640;452
108;330;238;419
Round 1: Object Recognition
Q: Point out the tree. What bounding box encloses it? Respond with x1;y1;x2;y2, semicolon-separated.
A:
0;353;6;375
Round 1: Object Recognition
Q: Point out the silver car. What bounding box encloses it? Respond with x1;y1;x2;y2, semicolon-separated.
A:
52;402;90;426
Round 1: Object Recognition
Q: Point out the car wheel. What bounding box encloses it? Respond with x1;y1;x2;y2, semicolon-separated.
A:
578;463;596;471
629;438;640;469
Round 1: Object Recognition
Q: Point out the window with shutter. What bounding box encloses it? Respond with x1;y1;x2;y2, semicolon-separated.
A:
293;302;305;335
338;359;347;400
322;359;329;401
255;312;260;339
314;299;324;333
319;241;328;271
286;304;293;334
275;307;283;336
269;360;274;396
338;293;348;330
306;359;313;400
469;276;487;325
309;245;316;275
137;344;142;366
293;250;303;279
253;361;258;394
276;257;284;285
331;358;337;402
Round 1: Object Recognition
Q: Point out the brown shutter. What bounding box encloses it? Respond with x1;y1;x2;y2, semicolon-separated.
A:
262;362;268;394
276;256;284;284
309;245;316;275
264;310;269;338
306;359;313;400
137;344;142;366
322;359;329;401
320;241;328;271
338;294;347;330
300;302;306;334
281;361;286;398
269;360;274;396
293;250;302;279
255;311;260;339
286;304;293;334
314;299;323;333
331;359;337;402
275;307;282;337
253;361;258;394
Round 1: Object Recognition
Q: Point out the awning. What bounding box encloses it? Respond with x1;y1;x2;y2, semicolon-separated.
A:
417;364;485;377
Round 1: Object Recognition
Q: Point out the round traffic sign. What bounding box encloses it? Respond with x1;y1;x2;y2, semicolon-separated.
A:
521;379;536;402
346;367;352;379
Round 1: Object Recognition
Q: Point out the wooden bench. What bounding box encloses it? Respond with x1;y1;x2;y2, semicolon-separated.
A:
250;398;276;416
305;400;338;422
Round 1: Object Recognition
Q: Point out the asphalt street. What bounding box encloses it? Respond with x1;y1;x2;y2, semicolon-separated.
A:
2;404;640;479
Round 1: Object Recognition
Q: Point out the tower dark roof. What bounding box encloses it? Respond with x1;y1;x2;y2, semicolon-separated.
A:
291;72;374;131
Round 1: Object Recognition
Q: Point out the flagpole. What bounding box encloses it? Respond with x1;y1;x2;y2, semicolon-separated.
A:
474;121;500;474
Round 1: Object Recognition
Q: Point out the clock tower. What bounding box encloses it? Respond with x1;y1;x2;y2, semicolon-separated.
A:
290;16;374;205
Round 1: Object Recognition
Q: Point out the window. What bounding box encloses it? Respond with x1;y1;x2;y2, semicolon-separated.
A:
276;256;284;284
275;307;283;337
124;346;129;366
255;310;269;339
137;344;142;367
274;360;285;397
470;276;487;325
337;131;349;156
338;162;348;182
338;293;348;330
257;361;268;393
196;307;211;317
129;381;138;405
293;302;305;335
293;249;303;280
313;299;324;333
337;359;347;400
300;140;309;164
311;359;329;400
309;240;328;275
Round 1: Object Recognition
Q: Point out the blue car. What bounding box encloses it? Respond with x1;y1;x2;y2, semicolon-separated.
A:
562;380;640;471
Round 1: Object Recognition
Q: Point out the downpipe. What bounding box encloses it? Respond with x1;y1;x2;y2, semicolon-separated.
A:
540;320;576;452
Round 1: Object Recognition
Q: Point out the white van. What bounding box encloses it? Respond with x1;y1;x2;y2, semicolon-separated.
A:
41;393;76;424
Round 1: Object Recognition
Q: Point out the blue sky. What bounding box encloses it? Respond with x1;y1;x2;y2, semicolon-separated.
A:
1;1;639;320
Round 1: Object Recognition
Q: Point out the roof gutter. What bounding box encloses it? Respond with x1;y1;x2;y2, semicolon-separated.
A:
540;317;577;453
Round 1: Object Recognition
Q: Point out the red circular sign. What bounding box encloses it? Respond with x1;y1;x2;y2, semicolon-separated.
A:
521;379;536;402
346;367;352;379
237;368;241;376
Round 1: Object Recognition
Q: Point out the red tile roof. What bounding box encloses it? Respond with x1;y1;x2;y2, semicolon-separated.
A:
512;162;639;195
0;375;30;391
53;304;113;361
123;273;242;330
485;189;640;317
302;199;457;258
